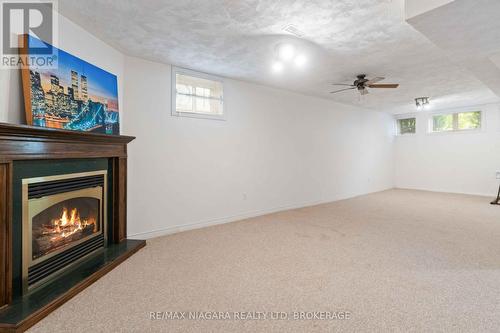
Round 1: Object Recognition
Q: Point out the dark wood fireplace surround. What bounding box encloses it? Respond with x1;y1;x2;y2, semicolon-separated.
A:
0;123;146;332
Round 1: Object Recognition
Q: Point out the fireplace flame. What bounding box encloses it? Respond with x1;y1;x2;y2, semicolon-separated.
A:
49;207;97;241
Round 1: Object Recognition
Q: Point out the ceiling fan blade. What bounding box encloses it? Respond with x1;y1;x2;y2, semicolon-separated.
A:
365;77;385;85
331;83;355;87
368;84;399;88
330;87;355;94
360;88;369;95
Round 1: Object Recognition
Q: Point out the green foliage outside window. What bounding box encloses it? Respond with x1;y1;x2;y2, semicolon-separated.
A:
398;118;416;135
458;111;481;130
433;114;453;132
433;111;481;132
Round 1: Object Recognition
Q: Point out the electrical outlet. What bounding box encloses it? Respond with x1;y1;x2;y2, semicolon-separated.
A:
242;193;247;200
496;171;500;180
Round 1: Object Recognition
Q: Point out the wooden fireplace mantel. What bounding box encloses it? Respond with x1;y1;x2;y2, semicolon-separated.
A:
0;122;135;161
0;122;145;332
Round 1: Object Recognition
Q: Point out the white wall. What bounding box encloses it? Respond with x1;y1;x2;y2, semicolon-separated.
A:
123;56;395;238
0;14;125;125
395;104;500;196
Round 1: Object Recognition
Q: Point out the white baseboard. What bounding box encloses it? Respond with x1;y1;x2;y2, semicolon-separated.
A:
127;186;392;240
395;186;494;198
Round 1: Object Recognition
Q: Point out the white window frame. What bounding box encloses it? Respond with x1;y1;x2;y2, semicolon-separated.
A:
428;110;483;134
395;115;417;136
171;66;225;120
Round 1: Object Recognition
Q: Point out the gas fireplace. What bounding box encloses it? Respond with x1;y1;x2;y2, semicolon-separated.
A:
0;123;144;332
22;171;107;292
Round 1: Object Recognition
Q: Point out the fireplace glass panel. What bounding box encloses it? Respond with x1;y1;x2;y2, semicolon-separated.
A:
31;197;100;260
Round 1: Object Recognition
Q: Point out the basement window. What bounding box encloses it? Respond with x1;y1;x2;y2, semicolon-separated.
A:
397;117;416;135
431;111;481;132
172;67;225;120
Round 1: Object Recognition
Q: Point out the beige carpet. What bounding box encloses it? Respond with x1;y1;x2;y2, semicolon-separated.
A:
28;189;500;332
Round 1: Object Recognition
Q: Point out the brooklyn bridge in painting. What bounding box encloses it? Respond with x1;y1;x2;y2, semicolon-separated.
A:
27;36;120;135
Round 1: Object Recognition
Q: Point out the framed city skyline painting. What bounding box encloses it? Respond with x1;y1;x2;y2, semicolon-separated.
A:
20;34;120;135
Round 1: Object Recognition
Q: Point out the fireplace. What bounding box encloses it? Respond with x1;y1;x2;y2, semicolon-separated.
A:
0;123;144;332
21;171;107;293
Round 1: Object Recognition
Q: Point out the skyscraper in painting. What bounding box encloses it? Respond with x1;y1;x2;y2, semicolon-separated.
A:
23;35;120;135
81;75;88;101
71;70;79;100
30;71;46;122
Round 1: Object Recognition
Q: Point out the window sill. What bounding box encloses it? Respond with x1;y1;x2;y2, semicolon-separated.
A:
171;111;226;121
427;128;484;135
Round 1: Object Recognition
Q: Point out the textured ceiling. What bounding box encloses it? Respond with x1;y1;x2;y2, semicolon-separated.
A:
492;53;500;70
407;0;500;109
58;0;499;113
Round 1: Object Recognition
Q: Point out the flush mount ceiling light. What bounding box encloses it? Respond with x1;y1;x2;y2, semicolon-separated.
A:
278;43;296;61
272;60;284;73
271;43;307;73
415;97;430;109
294;54;307;67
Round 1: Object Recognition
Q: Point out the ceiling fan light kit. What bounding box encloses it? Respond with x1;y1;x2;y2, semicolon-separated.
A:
330;74;400;96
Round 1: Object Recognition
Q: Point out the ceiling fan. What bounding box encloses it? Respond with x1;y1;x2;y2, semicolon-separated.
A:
330;74;399;95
